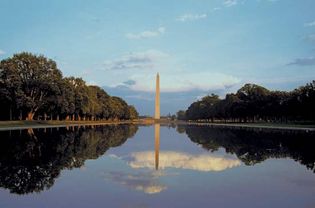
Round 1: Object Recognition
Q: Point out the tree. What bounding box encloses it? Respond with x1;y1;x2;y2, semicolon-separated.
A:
236;84;270;122
201;94;220;121
176;110;186;120
186;94;220;121
0;52;62;120
108;97;129;120
182;81;315;123
55;78;76;120
0;52;139;121
64;77;90;120
127;105;139;120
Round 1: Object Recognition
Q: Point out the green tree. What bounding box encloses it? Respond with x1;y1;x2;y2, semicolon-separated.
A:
182;81;315;123
176;110;186;120
0;52;62;120
64;77;90;120
127;105;139;120
186;94;220;121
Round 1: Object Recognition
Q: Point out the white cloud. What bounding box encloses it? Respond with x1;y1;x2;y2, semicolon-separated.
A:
124;72;240;93
134;184;166;194
223;0;238;7
104;171;167;194
129;151;241;172
126;27;165;39
176;13;207;22
305;21;315;27
102;49;240;93
103;50;169;71
0;49;5;55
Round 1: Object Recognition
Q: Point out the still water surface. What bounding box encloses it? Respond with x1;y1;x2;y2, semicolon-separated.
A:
0;124;314;208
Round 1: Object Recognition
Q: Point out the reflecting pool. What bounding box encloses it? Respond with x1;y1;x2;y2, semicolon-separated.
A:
0;124;314;208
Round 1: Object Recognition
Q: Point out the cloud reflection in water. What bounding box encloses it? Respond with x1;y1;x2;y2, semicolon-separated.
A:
104;150;241;195
129;151;241;172
104;171;167;194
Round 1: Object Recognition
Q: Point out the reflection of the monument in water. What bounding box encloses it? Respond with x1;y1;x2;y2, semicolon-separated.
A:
153;124;241;172
129;125;241;172
112;124;242;195
2;123;314;196
155;124;160;170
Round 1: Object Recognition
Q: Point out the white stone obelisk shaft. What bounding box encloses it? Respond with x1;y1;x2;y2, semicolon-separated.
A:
155;73;160;119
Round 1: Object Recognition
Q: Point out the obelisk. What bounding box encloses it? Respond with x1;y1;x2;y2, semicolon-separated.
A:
155;73;160;119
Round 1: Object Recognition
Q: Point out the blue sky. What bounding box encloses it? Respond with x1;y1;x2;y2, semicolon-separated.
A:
1;0;315;115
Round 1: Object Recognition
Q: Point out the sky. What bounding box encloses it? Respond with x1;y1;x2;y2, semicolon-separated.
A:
0;0;315;116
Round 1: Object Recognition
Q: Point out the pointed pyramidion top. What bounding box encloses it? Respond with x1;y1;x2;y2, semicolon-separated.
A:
157;72;159;77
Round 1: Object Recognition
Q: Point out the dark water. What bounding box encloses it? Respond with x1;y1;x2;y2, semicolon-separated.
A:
0;124;314;208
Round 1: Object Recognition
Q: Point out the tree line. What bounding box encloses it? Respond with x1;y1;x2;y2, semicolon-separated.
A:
0;52;138;121
177;81;315;123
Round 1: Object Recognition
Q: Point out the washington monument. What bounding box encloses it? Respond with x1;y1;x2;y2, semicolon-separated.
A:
155;73;160;119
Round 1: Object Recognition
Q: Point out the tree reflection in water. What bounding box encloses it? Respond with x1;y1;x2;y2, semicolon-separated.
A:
176;125;315;172
1;124;314;196
0;125;138;195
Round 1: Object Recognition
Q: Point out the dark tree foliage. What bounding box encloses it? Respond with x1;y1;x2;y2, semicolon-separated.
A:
179;81;315;123
0;125;138;194
0;52;138;120
0;52;62;120
176;110;186;120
